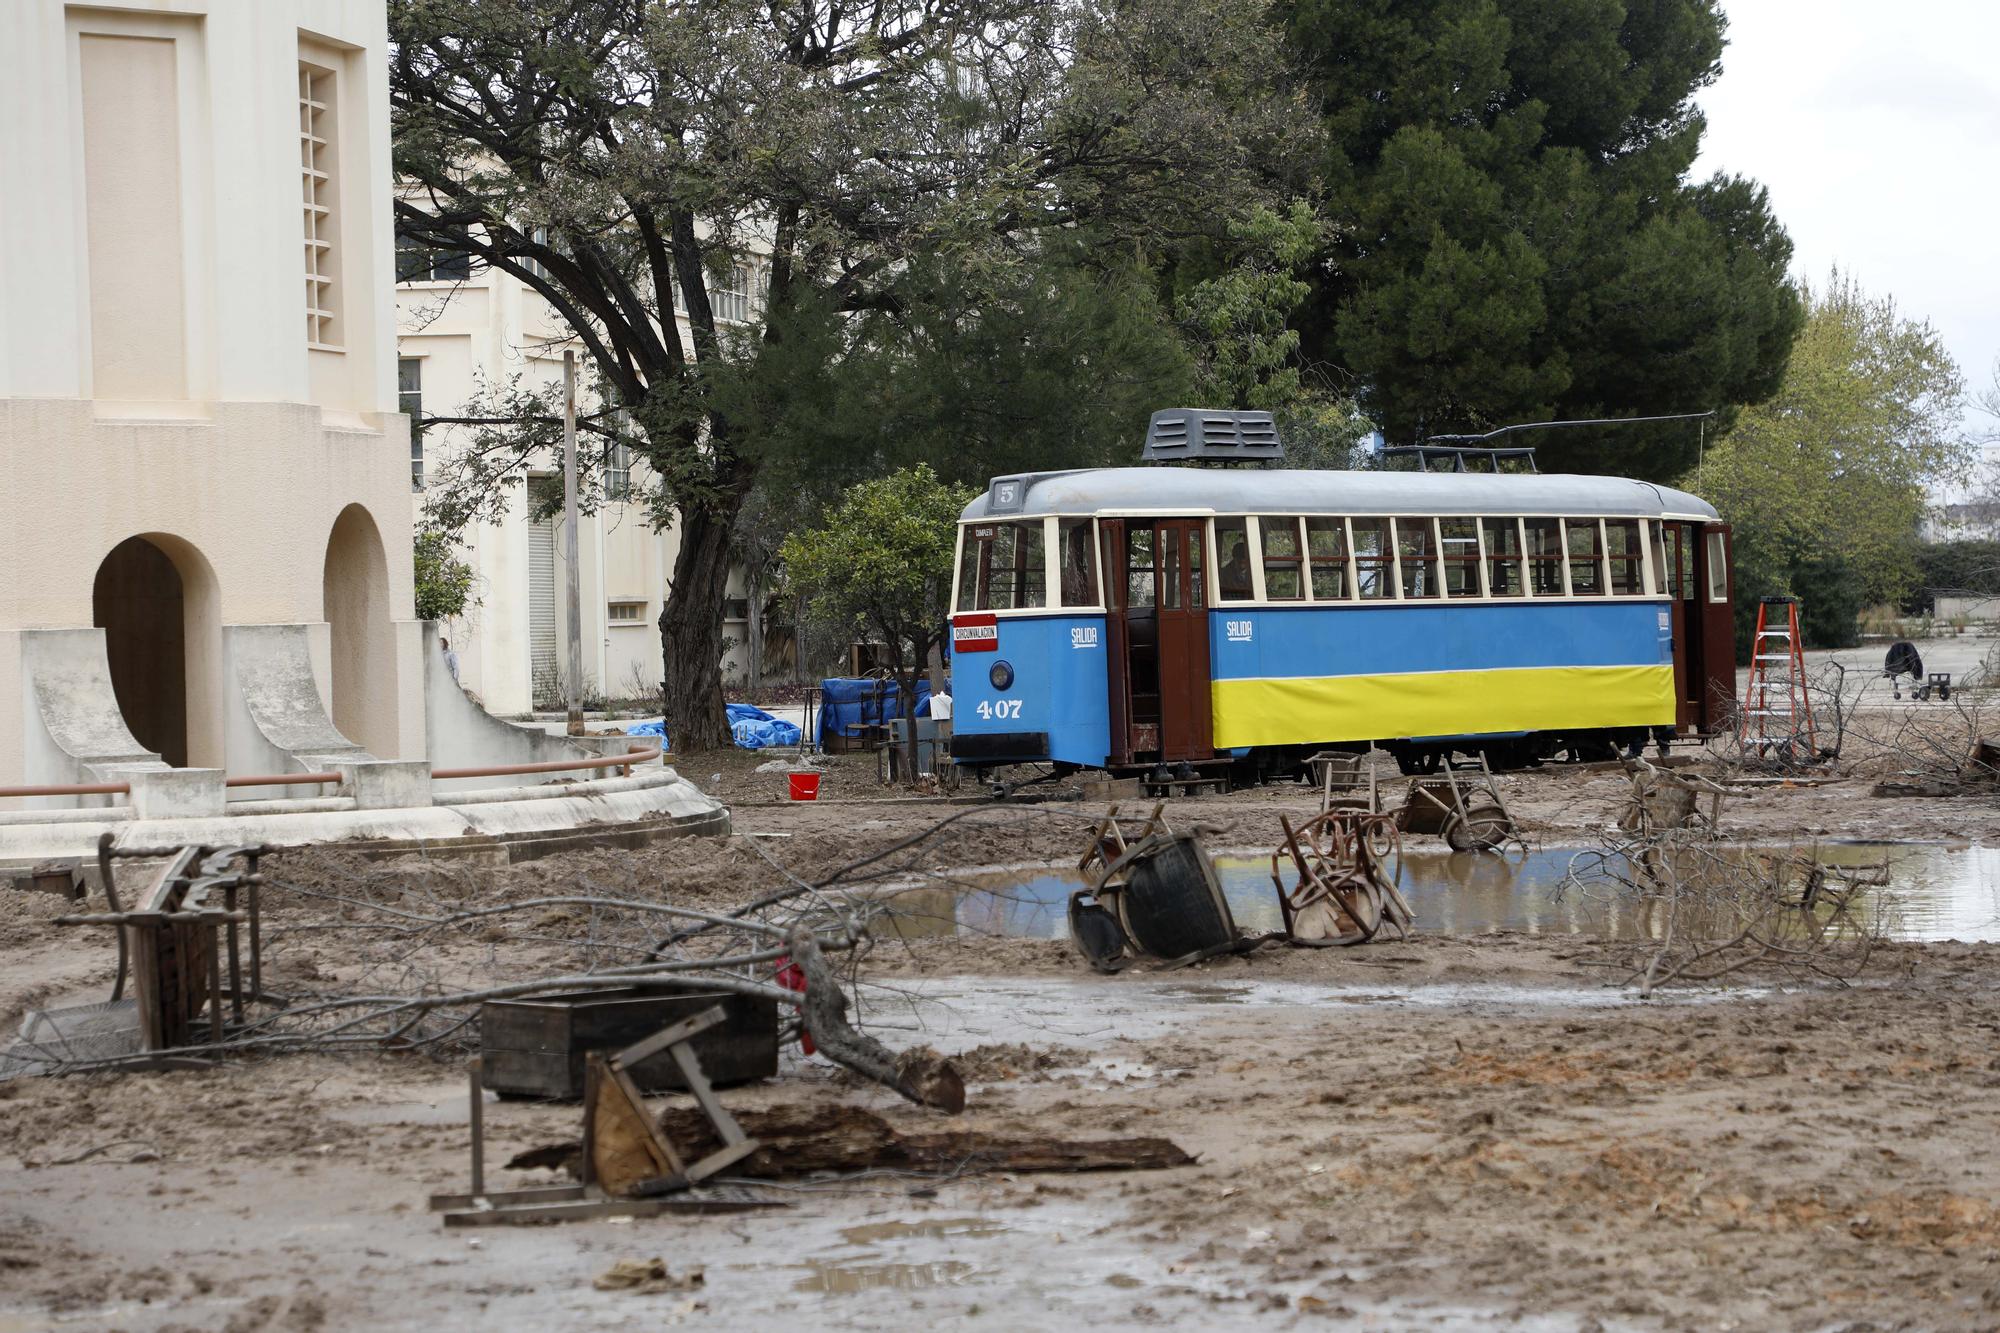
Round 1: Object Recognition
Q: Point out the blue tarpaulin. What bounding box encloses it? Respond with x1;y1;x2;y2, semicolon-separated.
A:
815;677;932;747
624;703;802;751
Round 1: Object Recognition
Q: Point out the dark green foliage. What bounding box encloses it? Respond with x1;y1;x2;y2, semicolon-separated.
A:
1906;541;2000;614
1731;558;1863;660
413;527;478;623
1284;0;1802;478
717;240;1196;496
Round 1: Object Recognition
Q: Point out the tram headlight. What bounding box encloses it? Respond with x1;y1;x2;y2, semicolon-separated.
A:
989;660;1015;691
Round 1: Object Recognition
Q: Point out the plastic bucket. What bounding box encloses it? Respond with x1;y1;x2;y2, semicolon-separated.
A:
787;771;822;801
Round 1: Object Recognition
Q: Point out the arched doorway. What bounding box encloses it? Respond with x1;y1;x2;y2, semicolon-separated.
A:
92;534;222;768
323;503;396;757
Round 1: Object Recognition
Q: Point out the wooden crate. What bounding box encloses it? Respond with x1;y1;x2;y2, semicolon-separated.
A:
480;988;777;1100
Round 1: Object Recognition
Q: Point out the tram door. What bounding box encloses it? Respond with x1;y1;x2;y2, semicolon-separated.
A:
1107;518;1212;765
1662;523;1700;732
1693;523;1736;733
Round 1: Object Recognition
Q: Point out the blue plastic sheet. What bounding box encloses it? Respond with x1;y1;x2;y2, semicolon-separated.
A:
623;704;802;752
815;677;932;746
726;702;802;750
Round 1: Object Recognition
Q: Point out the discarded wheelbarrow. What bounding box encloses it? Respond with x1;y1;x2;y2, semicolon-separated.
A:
1068;803;1248;972
1272;810;1415;945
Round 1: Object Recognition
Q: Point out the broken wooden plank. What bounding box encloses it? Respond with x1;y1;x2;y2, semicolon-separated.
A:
657;1102;1194;1178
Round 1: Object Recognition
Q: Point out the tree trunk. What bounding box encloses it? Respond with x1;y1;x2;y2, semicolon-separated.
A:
746;567;763;703
896;662;921;785
658;490;745;753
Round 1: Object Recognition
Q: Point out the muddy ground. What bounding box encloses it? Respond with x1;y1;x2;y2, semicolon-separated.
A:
3;740;2000;1330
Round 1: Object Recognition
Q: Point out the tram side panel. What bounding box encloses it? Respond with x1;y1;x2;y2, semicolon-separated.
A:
949;612;1112;769
1205;600;1677;749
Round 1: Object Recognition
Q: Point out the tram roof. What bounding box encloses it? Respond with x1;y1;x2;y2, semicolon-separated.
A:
960;467;1721;523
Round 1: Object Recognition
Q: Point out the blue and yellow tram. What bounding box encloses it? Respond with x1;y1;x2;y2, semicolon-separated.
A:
948;464;1735;778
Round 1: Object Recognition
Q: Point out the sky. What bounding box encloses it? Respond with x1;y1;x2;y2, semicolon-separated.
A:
1694;0;2000;412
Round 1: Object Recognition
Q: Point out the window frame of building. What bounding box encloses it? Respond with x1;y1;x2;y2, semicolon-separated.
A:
607;600;647;625
399;356;423;491
395;221;475;284
713;264;754;323
300;60;339;348
603;440;632;501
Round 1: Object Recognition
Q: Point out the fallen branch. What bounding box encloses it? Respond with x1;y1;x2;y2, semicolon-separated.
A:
510;1102;1195;1179
788;925;964;1112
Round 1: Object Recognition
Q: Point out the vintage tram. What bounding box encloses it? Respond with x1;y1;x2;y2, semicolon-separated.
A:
948;415;1734;781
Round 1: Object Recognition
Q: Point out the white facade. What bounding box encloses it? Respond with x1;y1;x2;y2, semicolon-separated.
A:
399;233;765;713
0;0;420;790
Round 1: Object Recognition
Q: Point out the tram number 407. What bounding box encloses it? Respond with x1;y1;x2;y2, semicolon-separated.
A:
976;700;1024;720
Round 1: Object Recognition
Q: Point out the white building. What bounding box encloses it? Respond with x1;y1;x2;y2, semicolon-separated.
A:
0;0;423;788
398;237;767;715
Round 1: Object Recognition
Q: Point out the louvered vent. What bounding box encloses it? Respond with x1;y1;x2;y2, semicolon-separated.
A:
1142;409;1284;463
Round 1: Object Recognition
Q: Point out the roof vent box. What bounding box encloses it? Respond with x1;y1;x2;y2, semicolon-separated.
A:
1142;409;1284;464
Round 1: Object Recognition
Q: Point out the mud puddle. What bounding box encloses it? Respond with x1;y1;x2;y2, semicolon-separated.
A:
886;841;2000;943
857;975;1753;1052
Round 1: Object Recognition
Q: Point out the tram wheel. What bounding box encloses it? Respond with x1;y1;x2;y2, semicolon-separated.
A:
1394;747;1441;776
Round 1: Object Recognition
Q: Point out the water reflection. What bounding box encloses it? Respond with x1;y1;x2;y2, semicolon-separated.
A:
881;843;2000;944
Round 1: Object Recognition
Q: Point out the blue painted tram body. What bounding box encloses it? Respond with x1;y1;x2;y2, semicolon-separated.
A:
948;467;1735;777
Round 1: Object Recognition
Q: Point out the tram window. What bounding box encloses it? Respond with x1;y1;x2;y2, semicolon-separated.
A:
1259;517;1305;600
1439;517;1481;598
1215;518;1254;601
1189;529;1205;609
1160;527;1182;609
1482;518;1524;597
956;520;1046;610
1604;519;1644;595
1652;522;1675;597
1395;517;1440;599
1524;518;1564;596
1126;527;1156;608
1306;518;1348;600
955;529;983;612
1351;517;1392;600
1566;519;1605;596
1706;530;1728;602
1058;517;1099;607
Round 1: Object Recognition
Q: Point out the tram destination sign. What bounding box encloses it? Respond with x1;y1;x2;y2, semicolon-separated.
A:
952;613;999;652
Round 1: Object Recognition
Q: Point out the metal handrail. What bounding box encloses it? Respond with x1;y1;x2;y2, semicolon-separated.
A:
225;772;341;789
432;745;658;781
1;745;661;800
0;780;133;798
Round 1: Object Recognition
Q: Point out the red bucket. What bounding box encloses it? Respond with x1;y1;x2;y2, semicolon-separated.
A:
787;771;822;801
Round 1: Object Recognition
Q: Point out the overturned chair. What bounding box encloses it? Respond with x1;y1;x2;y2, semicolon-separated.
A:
1273;809;1416;945
1068;804;1259;972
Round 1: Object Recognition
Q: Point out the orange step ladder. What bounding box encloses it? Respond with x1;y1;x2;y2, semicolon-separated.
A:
1738;596;1816;762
